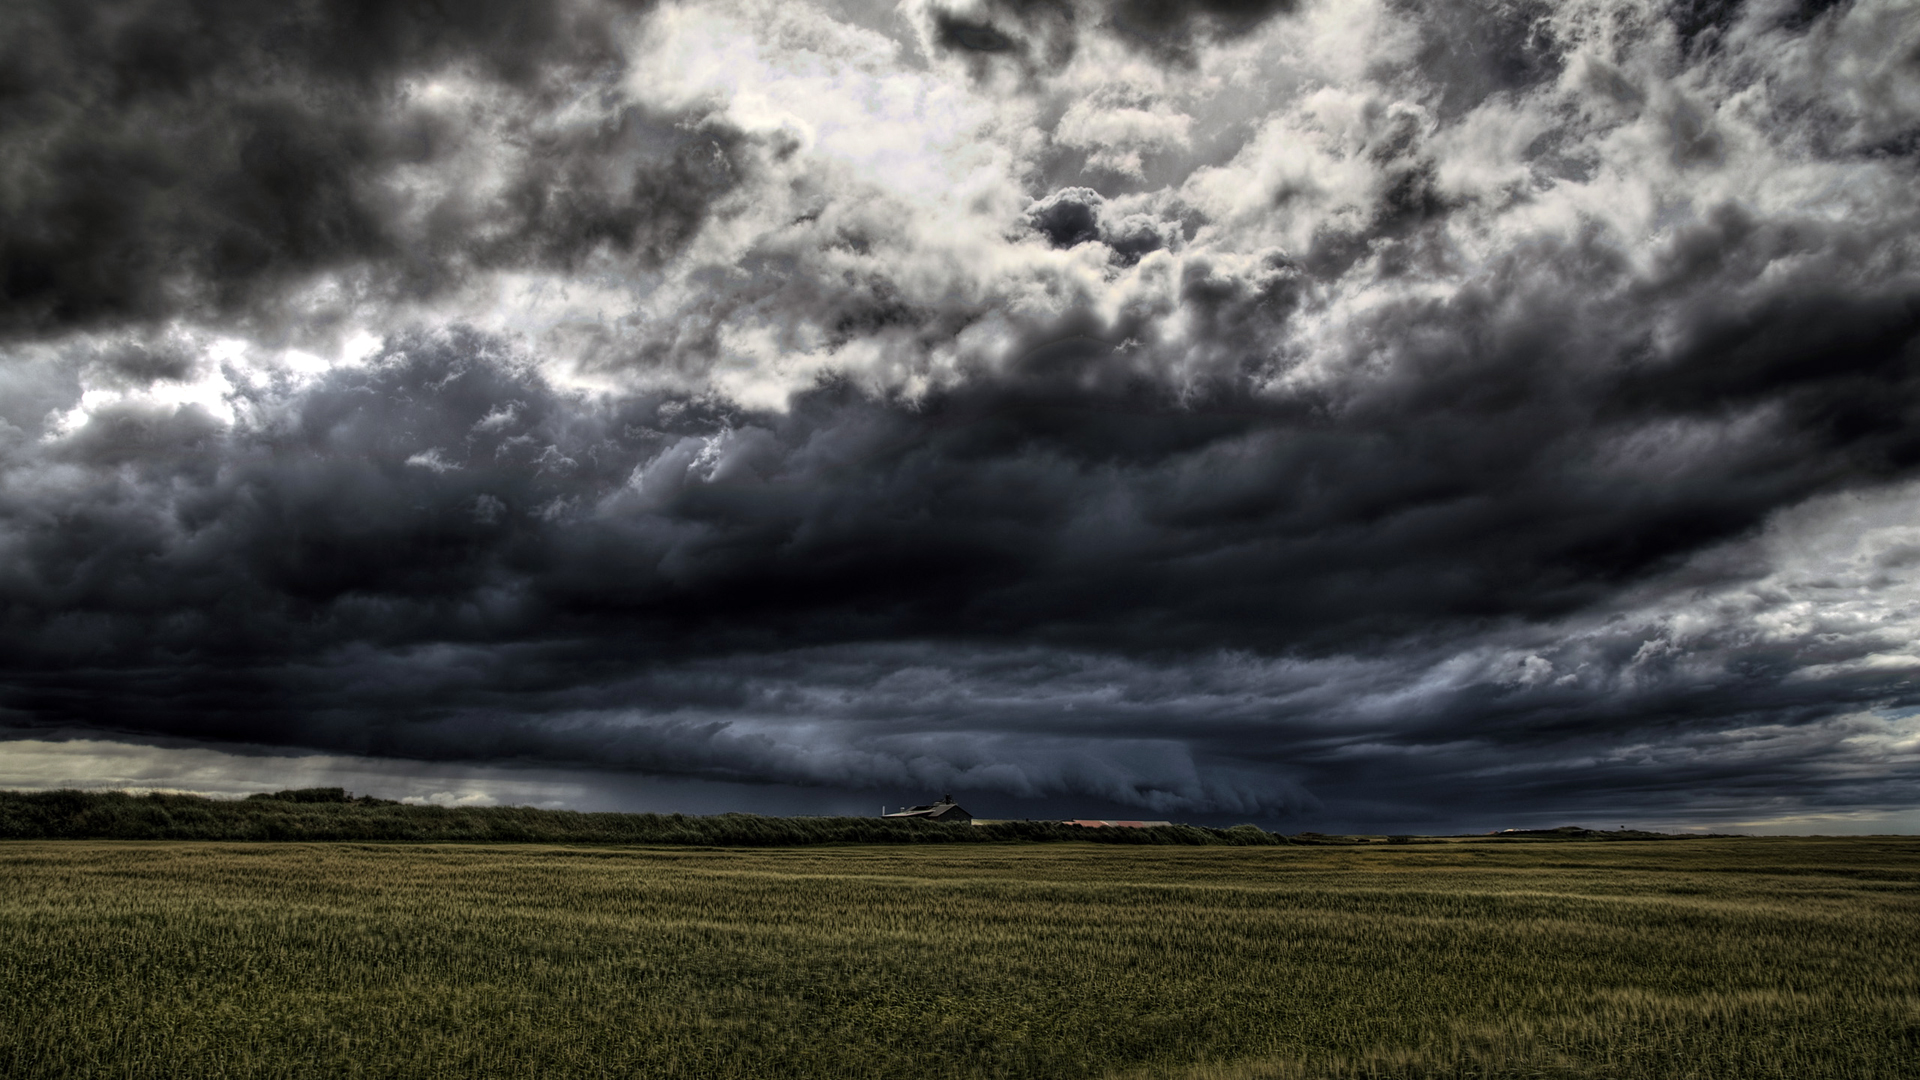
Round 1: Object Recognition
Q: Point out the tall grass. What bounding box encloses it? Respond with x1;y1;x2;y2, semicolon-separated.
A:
0;838;1913;1078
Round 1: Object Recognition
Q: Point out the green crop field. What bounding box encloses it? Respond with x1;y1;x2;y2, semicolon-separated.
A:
0;839;1914;1079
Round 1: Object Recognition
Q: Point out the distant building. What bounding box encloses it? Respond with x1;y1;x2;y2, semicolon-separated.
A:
883;794;972;823
1066;819;1173;829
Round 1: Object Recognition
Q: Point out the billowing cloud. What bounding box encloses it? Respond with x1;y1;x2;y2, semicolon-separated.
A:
2;0;1918;829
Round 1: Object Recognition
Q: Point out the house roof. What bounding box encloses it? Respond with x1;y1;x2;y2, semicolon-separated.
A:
884;794;970;819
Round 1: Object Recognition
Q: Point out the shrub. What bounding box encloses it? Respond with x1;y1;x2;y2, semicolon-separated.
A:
245;788;355;803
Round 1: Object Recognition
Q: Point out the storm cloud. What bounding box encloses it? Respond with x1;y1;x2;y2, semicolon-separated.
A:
2;0;1918;829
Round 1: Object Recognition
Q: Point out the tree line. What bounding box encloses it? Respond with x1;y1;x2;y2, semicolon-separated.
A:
0;789;1300;845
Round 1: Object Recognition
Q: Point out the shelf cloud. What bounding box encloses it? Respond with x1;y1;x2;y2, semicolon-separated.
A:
2;0;1917;829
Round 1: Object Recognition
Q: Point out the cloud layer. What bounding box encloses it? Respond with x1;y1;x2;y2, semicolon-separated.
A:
2;0;1918;827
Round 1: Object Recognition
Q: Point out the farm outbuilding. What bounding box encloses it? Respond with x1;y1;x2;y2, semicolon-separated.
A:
883;795;972;823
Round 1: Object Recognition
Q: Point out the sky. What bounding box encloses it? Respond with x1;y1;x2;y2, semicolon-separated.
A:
2;0;1918;834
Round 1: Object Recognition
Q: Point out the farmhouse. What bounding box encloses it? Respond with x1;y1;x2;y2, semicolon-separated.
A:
883;794;972;823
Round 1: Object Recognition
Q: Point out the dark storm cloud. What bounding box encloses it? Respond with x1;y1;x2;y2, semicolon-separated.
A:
1101;0;1300;61
5;286;1917;815
2;0;1918;824
1024;187;1173;260
0;0;759;336
1396;0;1563;118
923;0;1301;71
927;0;1544;94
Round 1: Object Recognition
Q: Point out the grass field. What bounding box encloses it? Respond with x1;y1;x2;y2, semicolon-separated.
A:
0;839;1914;1079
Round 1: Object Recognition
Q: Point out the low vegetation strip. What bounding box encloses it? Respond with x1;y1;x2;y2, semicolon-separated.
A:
0;839;1913;1079
0;790;1731;846
0;789;1290;845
